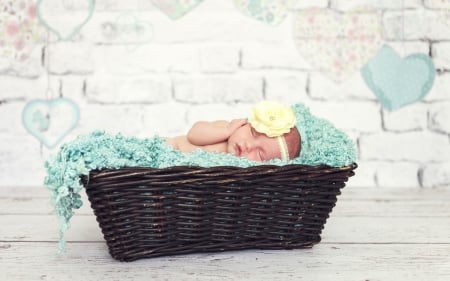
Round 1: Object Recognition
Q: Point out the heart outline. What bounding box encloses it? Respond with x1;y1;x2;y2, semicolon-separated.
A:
36;0;95;41
22;98;80;148
114;13;154;52
361;44;436;111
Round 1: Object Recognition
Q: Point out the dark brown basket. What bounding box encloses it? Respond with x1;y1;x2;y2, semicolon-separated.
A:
84;163;357;261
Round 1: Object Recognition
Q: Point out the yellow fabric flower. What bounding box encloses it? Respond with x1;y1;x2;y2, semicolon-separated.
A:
248;101;296;137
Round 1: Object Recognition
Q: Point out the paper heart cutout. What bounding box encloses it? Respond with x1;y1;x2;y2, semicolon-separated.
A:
151;0;204;20
292;9;383;83
361;44;436;111
36;0;95;41
114;13;153;51
233;0;295;26
0;1;45;61
22;98;80;148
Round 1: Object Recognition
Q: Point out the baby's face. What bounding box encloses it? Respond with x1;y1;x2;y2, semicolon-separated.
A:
227;123;281;161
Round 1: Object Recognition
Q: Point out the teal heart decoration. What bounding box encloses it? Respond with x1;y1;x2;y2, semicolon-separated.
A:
361;44;436;111
22;98;80;148
234;0;293;26
36;0;95;41
151;0;204;20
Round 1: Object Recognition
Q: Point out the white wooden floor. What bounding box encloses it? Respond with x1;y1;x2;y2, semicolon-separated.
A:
0;186;449;281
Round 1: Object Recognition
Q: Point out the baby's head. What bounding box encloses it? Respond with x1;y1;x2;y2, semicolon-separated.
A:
227;101;301;162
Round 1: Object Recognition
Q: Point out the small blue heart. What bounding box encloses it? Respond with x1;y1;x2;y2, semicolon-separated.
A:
22;98;80;148
361;44;436;111
36;0;95;41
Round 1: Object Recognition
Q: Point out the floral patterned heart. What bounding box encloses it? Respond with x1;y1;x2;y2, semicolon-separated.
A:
292;9;383;82
36;0;95;40
22;98;80;148
233;0;296;26
151;0;204;20
0;0;45;61
361;44;436;111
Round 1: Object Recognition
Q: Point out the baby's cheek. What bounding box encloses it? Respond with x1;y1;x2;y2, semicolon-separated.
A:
247;152;261;162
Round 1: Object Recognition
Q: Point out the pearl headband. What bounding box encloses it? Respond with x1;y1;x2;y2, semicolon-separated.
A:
277;136;290;161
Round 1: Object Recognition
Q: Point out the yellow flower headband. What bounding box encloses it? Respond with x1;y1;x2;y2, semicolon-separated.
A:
248;101;296;160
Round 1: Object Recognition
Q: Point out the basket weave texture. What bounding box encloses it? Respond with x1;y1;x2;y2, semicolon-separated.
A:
84;163;357;261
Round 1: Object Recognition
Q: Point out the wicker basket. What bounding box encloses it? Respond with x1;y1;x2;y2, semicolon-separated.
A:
83;163;357;261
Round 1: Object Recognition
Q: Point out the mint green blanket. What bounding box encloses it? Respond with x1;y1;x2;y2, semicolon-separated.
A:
44;103;356;251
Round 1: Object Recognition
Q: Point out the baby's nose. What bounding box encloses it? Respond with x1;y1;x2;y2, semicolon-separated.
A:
244;141;255;152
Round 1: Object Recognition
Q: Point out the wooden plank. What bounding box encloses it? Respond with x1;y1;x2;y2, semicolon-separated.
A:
0;242;449;281
0;197;94;215
1;215;449;244
0;186;51;198
2;186;450;201
2;187;450;217
2;196;450;217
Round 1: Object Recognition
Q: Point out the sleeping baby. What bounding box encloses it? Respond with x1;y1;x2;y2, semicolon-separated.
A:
165;101;301;162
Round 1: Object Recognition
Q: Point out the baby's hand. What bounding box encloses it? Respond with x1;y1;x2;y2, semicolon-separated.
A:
227;119;247;135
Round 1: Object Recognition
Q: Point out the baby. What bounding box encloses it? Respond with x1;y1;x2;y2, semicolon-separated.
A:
165;101;301;162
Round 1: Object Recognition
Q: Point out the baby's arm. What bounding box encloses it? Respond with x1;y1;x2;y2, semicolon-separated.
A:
187;119;247;146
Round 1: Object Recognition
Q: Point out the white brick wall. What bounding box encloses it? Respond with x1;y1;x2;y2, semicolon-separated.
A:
1;0;449;188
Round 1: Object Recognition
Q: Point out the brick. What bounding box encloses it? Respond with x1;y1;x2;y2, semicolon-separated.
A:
331;0;423;10
385;42;430;57
424;0;450;8
264;72;309;104
421;162;450;188
426;72;450;101
173;75;263;104
0;45;43;78
345;160;377;188
70;104;145;137
0;102;26;133
376;162;421;188
199;45;239;73
382;104;428;132
432;42;450;70
48;42;94;74
429;102;450;134
293;0;329;9
94;0;153;11
89;6;289;44
360;132;450;162
424;12;450;41
142;103;189;136
151;10;289;44
383;10;426;41
309;73;375;101
86;75;171;104
59;76;86;101
307;101;382;132
91;44;199;74
186;103;251;126
241;43;311;70
0;76;46;100
383;10;450;41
